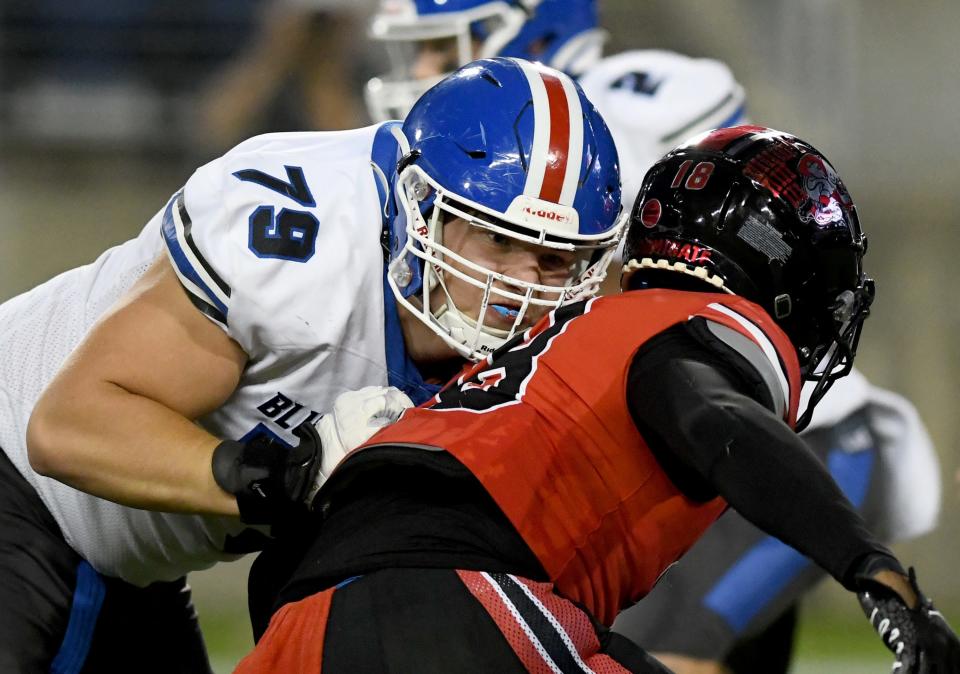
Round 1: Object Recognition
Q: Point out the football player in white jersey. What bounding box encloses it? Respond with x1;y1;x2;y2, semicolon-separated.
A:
0;58;624;672
365;0;746;216
361;2;943;673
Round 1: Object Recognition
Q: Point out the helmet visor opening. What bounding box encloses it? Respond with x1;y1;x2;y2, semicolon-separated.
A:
371;6;512;82
434;206;597;291
383;36;466;82
441;198;619;251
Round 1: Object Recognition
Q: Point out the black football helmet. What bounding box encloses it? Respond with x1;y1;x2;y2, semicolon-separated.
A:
622;125;874;430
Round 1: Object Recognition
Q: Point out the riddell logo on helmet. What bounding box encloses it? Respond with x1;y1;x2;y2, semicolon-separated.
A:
523;206;571;225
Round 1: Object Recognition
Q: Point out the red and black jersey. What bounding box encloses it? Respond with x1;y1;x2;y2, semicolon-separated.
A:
362;289;801;625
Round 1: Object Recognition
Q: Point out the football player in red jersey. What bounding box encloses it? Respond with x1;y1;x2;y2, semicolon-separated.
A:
237;126;960;674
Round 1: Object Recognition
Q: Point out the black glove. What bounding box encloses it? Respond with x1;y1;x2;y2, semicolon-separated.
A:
211;423;323;525
856;567;960;673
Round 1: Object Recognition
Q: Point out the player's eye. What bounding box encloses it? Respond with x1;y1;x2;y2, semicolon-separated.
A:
487;232;511;247
538;252;573;271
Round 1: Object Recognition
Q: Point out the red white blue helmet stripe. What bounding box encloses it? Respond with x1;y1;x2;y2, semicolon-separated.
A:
513;58;584;207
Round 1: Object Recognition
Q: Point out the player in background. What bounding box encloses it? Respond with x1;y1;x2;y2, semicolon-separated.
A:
198;0;375;150
236;127;960;674
614;370;940;673
364;0;745;216
361;3;943;671
0;58;623;672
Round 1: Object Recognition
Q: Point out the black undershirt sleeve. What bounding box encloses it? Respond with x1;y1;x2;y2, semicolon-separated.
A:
626;323;900;590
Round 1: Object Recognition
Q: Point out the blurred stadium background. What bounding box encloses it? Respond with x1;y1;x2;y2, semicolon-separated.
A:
1;0;956;671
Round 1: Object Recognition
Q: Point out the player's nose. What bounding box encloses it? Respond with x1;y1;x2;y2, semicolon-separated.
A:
500;251;543;287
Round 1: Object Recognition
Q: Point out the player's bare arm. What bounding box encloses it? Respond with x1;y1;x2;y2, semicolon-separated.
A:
27;253;247;515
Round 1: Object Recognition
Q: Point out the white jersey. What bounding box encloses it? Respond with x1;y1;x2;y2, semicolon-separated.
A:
579;51;943;540
578;50;747;216
0;125;396;586
800;368;941;542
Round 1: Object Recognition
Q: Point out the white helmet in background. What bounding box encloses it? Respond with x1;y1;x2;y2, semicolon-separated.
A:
578;50;748;215
365;0;606;121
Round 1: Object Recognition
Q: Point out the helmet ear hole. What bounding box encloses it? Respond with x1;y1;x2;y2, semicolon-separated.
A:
773;294;792;319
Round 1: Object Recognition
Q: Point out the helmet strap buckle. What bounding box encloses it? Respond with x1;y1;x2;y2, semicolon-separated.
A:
773;293;792;319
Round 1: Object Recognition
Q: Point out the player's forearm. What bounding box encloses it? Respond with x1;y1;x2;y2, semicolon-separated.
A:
27;379;238;516
628;339;894;587
702;401;896;588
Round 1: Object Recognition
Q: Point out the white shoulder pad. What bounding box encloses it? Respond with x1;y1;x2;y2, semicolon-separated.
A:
866;383;941;541
700;314;789;420
162;127;386;355
801;368;941;541
578;50;747;213
800;367;870;430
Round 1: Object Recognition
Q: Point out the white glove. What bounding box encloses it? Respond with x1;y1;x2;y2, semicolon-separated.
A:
303;385;414;505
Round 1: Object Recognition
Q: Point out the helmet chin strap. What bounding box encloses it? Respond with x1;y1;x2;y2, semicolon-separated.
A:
435;304;512;358
429;263;519;358
417;199;529;358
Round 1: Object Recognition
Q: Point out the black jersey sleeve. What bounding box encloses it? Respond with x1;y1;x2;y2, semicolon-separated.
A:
625;323;899;589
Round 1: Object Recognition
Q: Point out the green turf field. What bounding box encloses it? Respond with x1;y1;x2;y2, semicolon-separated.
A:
193;555;956;672
196;598;898;673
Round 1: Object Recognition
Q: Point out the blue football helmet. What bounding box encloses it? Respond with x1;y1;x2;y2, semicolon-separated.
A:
576;50;749;215
366;0;605;121
384;57;623;360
